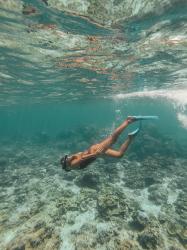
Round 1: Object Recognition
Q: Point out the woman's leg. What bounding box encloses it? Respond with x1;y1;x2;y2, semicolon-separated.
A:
90;117;135;154
104;136;133;158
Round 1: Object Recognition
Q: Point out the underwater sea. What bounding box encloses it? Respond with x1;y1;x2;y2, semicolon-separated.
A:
0;0;187;249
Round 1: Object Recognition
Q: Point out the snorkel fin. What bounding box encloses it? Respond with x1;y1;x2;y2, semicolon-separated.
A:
128;115;159;121
128;121;142;137
127;115;158;136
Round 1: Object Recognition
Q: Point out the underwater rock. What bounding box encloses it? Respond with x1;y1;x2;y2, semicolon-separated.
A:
74;172;100;189
117;239;140;250
132;128;186;159
56;196;78;214
96;187;137;220
74;236;96;250
6;225;60;250
121;156;168;190
137;228;162;250
169;246;185;250
148;184;168;205
78;189;98;212
167;221;187;248
9;243;25;250
124;177;146;189
74;224;97;249
131;210;150;231
33;220;47;231
0;212;9;225
121;161;147;189
158;210;171;224
96;227;116;245
44;234;61;249
29;227;52;247
175;191;187;225
166;221;182;236
177;228;187;248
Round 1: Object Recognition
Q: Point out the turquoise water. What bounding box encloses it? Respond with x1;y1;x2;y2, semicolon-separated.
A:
0;1;187;250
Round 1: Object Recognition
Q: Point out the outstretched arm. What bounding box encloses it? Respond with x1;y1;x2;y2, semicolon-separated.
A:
70;152;97;167
81;152;97;160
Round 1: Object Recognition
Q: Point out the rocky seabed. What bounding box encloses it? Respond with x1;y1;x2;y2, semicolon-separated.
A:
0;135;186;250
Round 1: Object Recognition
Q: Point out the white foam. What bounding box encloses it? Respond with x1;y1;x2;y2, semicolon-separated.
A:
114;88;187;130
177;113;187;129
114;88;187;111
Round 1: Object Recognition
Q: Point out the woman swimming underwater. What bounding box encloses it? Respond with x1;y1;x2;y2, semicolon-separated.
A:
60;116;158;171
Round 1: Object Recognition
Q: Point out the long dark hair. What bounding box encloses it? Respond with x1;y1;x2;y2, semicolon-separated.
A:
79;156;96;169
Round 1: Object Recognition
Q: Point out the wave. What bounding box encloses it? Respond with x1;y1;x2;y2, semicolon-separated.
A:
114;88;187;129
114;88;187;110
177;113;187;129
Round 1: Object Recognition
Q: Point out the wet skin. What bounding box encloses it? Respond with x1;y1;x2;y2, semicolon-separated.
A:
67;117;136;169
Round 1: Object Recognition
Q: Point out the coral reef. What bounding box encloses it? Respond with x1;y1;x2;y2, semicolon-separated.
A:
137;228;161;249
0;128;186;249
74;172;100;189
97;187;138;221
6;223;60;250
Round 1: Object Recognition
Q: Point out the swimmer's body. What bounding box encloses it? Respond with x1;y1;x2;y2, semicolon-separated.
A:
61;116;140;171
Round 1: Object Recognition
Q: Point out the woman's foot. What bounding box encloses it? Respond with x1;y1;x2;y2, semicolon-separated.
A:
127;116;137;124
